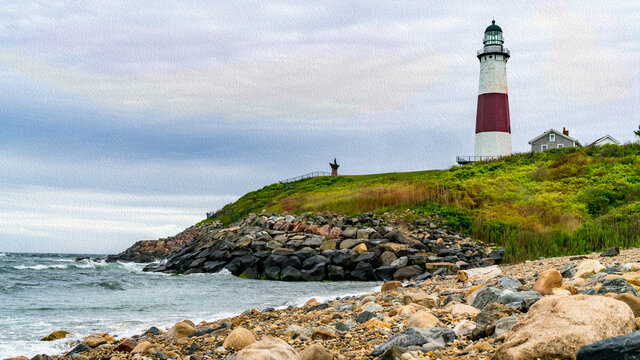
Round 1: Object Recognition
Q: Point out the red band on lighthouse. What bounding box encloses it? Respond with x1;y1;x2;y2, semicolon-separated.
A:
475;93;510;133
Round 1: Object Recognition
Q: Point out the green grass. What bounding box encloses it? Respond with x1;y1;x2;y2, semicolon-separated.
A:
208;144;640;263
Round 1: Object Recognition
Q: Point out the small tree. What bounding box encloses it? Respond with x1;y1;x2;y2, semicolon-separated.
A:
635;125;640;138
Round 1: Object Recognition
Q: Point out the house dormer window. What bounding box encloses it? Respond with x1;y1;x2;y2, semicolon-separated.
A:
550;133;555;141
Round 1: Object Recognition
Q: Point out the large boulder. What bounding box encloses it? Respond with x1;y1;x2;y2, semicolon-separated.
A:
604;293;640;317
575;260;606;279
301;263;326;281
598;278;639;296
223;327;256;350
470;287;503;310
406;311;441;328
493;295;637;360
40;330;70;341
458;265;502;282
280;266;301;281
236;337;301;360
533;269;563;295
351;261;375;281
113;338;138;352
403;293;439;309
299;343;334;360
576;330;640;360
371;327;456;356
469;303;520;340
393;265;423;280
164;321;196;340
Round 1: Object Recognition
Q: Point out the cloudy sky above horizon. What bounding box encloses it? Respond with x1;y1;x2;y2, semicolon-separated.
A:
1;1;639;253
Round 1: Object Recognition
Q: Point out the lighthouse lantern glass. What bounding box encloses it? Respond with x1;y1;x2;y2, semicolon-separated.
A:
484;31;503;46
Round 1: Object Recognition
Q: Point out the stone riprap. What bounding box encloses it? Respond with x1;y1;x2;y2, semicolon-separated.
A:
138;212;496;281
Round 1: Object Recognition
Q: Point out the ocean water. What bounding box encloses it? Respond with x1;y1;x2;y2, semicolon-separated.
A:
0;252;380;358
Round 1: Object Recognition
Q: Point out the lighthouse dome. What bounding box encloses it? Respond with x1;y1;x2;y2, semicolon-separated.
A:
483;20;504;45
485;20;502;33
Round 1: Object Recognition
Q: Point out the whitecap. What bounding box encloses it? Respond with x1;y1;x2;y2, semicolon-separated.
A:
13;264;66;270
0;253;6;257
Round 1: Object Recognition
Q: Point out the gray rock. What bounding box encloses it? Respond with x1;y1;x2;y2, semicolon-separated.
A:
498;277;522;289
342;227;358;239
363;304;384;312
393;265;423;281
498;291;542;307
471;287;503;310
334;321;357;332
357;228;375;239
597;278;639;296
371;327;456;356
600;247;621;257
300;263;326;281
356;311;377;324
558;264;577;278
280;266;301;281
391;256;408;269
327;265;345;280
264;266;280;279
301;236;324;248
302;255;329;269
65;343;90;356
351;261;375;281
336;303;354;312
374;265;396;281
577;330;640;360
492;315;520;338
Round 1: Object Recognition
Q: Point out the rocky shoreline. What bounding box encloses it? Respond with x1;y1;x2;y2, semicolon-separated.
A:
111;212;501;282
14;247;640;359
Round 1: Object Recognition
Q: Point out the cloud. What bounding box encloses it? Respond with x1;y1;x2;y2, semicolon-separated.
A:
0;49;448;119
535;2;632;104
0;187;238;253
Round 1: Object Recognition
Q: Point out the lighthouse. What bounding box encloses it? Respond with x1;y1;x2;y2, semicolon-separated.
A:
474;20;512;158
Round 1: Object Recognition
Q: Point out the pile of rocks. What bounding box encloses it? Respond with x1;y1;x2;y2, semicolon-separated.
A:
107;223;219;263
143;212;498;281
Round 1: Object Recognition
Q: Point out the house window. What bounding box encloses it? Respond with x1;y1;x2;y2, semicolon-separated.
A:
541;144;548;151
557;144;564;148
549;133;555;141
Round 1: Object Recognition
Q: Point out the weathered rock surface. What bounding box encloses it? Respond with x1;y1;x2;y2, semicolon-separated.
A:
164;321;196;340
236;337;301;360
223;327;256;350
371;327;456;356
532;268;563;295
494;295;637;360
299;343;334;360
576;330;640;360
40;330;70;341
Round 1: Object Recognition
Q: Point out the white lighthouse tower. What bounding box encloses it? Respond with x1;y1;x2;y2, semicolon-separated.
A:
474;20;512;158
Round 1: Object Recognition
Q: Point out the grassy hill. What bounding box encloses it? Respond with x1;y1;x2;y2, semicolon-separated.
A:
207;144;640;263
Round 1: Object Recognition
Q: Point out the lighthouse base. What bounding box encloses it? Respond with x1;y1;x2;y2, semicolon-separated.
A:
474;131;512;158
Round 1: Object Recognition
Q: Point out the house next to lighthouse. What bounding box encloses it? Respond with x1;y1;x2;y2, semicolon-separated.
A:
475;20;512;158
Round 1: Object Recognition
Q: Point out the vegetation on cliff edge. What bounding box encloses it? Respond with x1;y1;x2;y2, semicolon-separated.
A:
207;144;640;262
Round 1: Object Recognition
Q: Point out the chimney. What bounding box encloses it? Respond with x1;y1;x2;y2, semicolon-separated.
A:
563;127;569;136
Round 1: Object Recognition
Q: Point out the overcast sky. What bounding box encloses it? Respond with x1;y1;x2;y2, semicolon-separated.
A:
1;1;638;254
